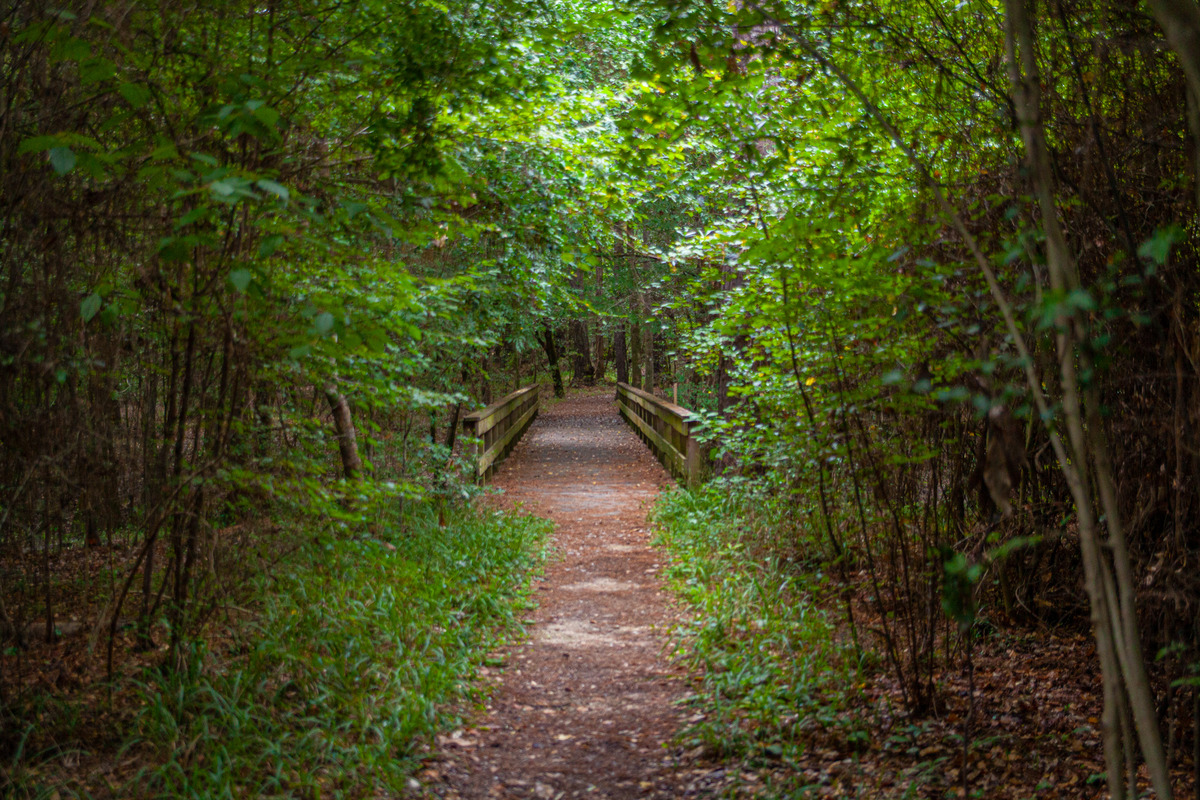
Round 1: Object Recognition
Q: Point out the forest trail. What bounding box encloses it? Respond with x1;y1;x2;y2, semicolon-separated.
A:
427;388;699;799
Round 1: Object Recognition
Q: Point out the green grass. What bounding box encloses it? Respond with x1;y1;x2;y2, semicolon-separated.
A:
652;484;865;793
110;502;549;799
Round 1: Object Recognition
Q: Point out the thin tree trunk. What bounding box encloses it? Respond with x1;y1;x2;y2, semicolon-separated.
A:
444;401;462;451
1147;0;1200;210
480;353;492;405
139;336;179;650
642;321;655;394
140;369;157;514
570;319;595;386
630;312;642;389
614;328;628;385
594;331;607;384
165;320;198;668
540;322;565;398
775;14;1172;795
1004;2;1170;795
593;253;605;381
41;475;54;644
325;384;362;480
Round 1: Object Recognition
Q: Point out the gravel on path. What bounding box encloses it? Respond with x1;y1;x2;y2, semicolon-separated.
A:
425;388;702;800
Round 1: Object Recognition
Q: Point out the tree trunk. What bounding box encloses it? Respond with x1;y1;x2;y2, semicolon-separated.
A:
593;253;605;382
594;330;607;384
629;316;642;389
540;322;565;398
1005;2;1171;796
1148;0;1200;94
1147;0;1200;211
614;328;628;385
325;384;362;480
140;370;158;514
569;319;595;386
642;322;655;395
480;352;492;405
444;401;462;452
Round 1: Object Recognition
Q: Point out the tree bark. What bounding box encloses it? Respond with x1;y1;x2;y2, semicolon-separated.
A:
569;319;595;386
594;330;607;384
1004;2;1171;796
593;252;605;382
540;322;565;398
1147;0;1200;210
325;384;362;480
614;328;628;384
629;315;642;389
444;401;462;452
648;319;657;393
1148;0;1200;100
480;352;492;405
642;320;654;394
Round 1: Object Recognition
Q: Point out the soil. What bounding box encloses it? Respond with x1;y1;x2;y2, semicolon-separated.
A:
422;388;700;799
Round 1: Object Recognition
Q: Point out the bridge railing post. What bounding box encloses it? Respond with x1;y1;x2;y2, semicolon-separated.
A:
615;382;705;487
462;384;540;480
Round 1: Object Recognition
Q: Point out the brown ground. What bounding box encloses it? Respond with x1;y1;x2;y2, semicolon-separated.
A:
422;388;703;800
415;390;1199;800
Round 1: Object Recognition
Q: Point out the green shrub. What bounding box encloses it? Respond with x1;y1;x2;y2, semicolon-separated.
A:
121;504;549;799
653;484;865;784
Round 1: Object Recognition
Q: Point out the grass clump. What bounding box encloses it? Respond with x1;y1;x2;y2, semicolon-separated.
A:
120;503;549;799
652;484;864;779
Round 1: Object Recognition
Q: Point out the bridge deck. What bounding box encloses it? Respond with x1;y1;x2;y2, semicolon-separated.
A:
432;388;695;799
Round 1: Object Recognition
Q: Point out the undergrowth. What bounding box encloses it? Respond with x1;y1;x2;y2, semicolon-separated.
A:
652;484;865;794
7;502;549;799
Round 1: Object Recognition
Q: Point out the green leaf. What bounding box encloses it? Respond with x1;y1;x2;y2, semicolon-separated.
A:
314;312;335;336
50;34;90;62
80;293;101;322
48;147;76;175
256;179;289;203
157;236;190;261
209;178;236;197
259;234;285;257
175;207;207;228
229;269;253;293
79;56;116;84
1067;288;1096;312
18;135;60;155
118;83;152;108
149;143;179;160
252;105;280;129
1138;226;1182;267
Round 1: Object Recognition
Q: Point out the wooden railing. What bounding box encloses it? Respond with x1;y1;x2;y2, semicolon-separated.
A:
615;382;704;486
461;384;540;479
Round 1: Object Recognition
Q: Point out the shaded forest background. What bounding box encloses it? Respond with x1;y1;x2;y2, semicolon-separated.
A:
2;0;1200;797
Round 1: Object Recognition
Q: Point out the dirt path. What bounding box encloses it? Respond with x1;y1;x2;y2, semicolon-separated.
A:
425;389;695;799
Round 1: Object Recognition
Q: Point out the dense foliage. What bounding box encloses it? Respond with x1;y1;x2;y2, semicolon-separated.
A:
2;0;1200;796
632;2;1200;796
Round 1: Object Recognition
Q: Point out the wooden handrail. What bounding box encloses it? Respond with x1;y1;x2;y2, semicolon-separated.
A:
461;384;540;479
615;382;704;486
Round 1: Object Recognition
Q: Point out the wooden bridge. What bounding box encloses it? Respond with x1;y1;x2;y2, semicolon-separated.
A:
437;388;707;797
461;383;705;485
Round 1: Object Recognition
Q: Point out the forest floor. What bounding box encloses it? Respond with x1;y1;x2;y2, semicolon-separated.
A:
418;387;1199;800
422;387;715;799
5;387;1194;798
